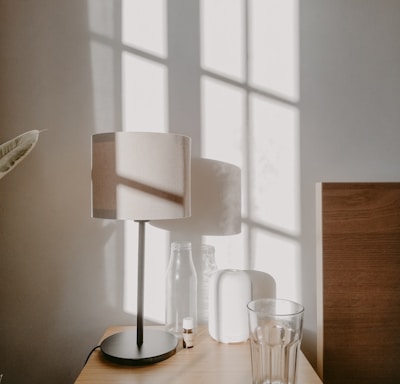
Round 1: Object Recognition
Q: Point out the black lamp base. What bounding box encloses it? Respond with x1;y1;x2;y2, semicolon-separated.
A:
100;329;178;365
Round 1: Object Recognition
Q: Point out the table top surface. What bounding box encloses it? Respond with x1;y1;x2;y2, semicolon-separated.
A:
75;326;323;384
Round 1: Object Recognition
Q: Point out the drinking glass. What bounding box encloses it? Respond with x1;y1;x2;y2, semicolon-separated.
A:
247;298;304;384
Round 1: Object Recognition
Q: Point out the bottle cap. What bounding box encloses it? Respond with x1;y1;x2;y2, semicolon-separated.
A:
183;317;194;330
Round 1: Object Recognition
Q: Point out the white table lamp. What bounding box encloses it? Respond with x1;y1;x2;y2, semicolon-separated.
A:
92;132;191;365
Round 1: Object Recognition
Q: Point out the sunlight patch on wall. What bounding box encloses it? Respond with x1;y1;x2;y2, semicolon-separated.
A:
200;0;301;302
250;94;300;236
122;53;168;132
201;77;245;169
249;0;299;102
201;0;245;82
117;0;301;319
122;0;167;58
252;228;302;302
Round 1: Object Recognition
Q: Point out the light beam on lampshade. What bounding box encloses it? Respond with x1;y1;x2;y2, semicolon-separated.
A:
151;157;241;235
91;131;191;365
92;132;191;220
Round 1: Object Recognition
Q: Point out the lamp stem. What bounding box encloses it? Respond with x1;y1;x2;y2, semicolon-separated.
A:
136;220;147;347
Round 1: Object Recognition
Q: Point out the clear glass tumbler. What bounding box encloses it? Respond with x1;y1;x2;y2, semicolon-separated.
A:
247;298;304;384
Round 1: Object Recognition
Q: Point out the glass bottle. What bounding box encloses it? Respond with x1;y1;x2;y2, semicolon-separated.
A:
166;241;198;335
199;244;218;324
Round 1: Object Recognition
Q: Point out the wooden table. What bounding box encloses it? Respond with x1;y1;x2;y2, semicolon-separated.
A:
75;326;323;384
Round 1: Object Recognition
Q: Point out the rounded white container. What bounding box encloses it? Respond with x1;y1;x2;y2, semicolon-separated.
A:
208;269;252;343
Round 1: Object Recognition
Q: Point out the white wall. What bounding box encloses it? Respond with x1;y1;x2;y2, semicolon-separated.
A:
1;0;400;382
0;2;132;383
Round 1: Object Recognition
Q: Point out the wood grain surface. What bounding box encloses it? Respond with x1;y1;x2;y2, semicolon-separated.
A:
320;182;400;384
75;325;323;384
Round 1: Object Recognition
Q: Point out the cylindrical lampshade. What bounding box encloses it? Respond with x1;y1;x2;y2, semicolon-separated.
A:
92;132;191;220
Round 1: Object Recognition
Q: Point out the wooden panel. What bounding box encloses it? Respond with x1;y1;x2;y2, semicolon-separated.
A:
320;183;400;384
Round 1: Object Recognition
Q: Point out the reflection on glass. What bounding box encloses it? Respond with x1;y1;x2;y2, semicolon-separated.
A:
122;53;168;132
249;0;299;102
122;0;167;58
250;94;299;235
201;0;245;81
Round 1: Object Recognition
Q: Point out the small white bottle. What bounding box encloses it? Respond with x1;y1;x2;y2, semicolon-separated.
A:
182;317;194;348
